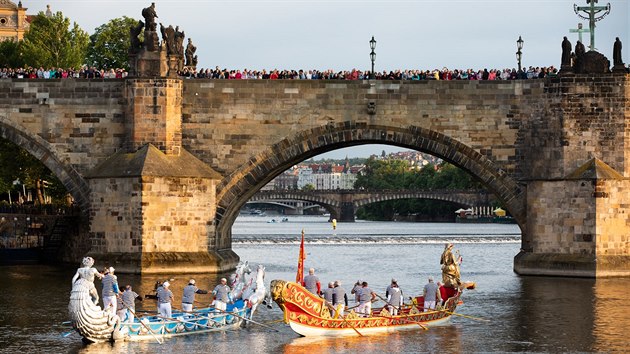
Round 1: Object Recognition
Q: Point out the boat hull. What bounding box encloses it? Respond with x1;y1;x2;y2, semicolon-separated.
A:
117;301;249;341
288;315;451;337
270;280;460;337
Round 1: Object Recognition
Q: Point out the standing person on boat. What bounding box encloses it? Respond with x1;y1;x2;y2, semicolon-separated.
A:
212;278;231;311
157;281;174;318
101;267;119;315
357;281;376;317
182;279;208;312
120;285;142;322
351;280;362;303
385;278;399;298
332;280;348;317
386;280;403;315
70;256;103;305
423;276;441;311
322;282;334;302
303;268;321;295
440;243;462;288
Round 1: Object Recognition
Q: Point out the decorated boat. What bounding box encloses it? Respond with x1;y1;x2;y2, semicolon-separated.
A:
117;301;249;342
68;256;252;343
272;241;474;337
270;279;465;337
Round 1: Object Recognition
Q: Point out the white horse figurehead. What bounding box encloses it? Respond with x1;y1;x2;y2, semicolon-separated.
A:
243;264;267;321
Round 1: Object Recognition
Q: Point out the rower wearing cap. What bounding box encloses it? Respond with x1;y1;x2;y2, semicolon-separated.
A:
212;278;231;311
157;281;174;318
182;279;208;312
385;278;397;298
101;266;119;315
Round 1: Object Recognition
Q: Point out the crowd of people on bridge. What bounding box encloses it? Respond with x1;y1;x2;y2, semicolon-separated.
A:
0;66;128;79
178;66;561;81
0;65;566;81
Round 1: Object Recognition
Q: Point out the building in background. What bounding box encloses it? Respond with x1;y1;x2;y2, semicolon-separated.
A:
0;1;30;41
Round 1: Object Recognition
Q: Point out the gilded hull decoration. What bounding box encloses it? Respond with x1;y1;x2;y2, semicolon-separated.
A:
270;280;466;337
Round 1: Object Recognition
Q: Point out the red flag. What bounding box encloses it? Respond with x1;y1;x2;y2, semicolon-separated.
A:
296;229;306;284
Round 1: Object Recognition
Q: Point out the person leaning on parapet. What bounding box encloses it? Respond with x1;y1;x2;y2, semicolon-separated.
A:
182;279;208;312
303;268;321;295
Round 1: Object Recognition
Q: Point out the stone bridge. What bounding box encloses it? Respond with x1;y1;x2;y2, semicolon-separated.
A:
0;74;628;277
249;189;490;221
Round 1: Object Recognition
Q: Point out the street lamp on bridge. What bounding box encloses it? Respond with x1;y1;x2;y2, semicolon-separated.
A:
516;35;524;72
369;36;376;79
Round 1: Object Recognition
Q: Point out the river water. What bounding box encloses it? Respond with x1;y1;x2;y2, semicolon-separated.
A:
1;215;630;353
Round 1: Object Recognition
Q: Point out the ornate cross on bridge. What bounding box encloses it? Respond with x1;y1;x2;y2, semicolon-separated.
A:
573;0;611;51
569;23;590;45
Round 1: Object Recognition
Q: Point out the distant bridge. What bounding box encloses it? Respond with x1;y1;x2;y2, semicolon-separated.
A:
248;189;490;221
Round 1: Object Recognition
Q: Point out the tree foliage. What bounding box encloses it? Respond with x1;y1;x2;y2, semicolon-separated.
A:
20;11;89;68
0;139;68;204
86;16;139;70
355;158;486;220
0;40;24;68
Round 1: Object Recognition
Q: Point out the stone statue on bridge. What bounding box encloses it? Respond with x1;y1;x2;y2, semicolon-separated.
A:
612;37;626;73
185;38;197;68
561;36;573;72
129;20;144;54
142;2;158;32
174;26;185;57
160;23;176;55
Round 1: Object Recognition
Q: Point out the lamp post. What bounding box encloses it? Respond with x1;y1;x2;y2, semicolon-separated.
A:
369;36;376;79
516;35;524;72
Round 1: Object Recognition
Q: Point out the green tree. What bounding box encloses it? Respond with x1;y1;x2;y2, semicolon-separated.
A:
0;139;68;204
301;184;315;191
86;16;139;70
0;40;24;68
20;11;89;68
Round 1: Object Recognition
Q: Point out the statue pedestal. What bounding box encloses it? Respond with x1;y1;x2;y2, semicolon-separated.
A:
132;49;168;77
166;56;183;78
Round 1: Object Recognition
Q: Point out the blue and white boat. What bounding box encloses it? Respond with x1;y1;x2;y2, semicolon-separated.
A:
119;301;250;342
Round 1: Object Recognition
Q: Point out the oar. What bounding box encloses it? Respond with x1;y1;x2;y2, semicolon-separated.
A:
263;318;285;325
373;294;428;330
124;304;163;344
212;307;280;332
323;299;363;337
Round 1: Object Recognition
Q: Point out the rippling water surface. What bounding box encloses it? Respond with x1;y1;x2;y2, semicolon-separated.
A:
1;215;630;353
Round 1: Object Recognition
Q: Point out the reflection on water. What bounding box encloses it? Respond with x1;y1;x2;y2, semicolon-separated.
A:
2;218;630;353
283;326;464;354
593;278;630;352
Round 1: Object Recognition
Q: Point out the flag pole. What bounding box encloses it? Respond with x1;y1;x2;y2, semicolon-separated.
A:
296;229;306;285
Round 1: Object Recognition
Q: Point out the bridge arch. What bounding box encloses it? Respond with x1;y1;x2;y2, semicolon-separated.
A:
216;122;525;245
0;116;90;208
353;191;489;210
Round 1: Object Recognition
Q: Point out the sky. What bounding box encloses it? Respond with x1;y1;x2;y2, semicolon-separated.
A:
18;0;630;158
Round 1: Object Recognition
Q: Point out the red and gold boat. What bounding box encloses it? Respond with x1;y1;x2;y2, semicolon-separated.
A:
270;279;466;337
